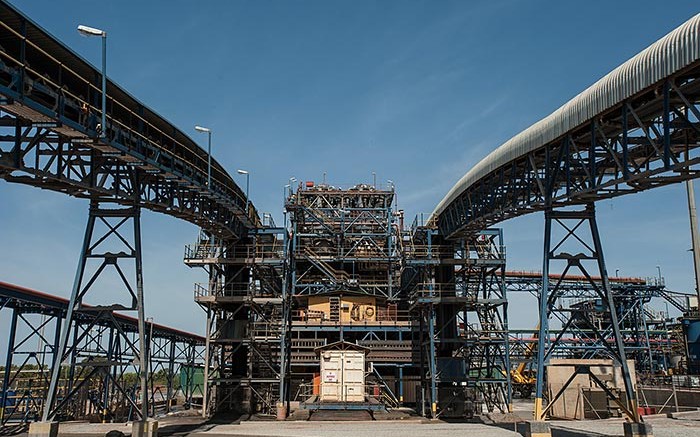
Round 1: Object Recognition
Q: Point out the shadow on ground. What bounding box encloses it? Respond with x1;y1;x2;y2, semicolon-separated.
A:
0;424;28;436
487;422;617;437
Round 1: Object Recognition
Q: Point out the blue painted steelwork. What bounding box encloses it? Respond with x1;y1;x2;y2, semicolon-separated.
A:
0;281;204;425
437;60;700;240
404;219;511;419
427;14;700;429
283;183;410;415
532;205;639;422
0;0;260;425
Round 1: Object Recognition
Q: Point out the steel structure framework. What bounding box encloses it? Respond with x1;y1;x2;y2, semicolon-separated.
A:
184;217;286;417
0;1;257;429
0;1;255;241
532;205;638;421
282;183;409;415
503;272;691;371
0;281;203;429
429;16;700;432
504;271;693;407
35;202;150;423
403;216;511;418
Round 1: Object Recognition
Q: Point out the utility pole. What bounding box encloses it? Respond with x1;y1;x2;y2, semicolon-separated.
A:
686;180;700;304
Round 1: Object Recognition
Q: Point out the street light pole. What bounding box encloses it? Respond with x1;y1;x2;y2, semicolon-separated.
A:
101;32;106;139
77;25;107;139
237;170;250;214
206;131;211;187
194;126;212;188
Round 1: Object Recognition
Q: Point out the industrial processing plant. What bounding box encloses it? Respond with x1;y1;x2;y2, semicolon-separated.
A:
1;1;700;437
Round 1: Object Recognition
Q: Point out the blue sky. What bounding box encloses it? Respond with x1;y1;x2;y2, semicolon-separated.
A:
1;0;700;342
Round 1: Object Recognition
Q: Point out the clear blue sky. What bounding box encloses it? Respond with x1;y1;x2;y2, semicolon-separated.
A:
1;0;699;341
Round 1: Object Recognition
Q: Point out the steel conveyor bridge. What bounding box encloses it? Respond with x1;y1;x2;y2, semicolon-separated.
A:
0;0;258;241
0;0;258;425
434;13;700;239
429;12;700;429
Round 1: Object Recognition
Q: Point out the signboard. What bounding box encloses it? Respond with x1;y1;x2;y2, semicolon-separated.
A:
324;371;338;383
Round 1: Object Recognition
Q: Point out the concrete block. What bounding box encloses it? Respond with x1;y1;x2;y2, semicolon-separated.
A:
28;421;59;437
132;419;159;437
623;422;654;437
525;420;551;437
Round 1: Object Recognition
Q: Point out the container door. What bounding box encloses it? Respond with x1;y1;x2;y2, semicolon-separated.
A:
343;353;365;402
321;353;340;401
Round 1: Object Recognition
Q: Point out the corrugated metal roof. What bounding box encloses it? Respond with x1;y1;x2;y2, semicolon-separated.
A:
433;12;700;219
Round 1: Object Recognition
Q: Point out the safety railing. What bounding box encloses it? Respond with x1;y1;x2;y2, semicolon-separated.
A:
410;283;458;299
296;244;395;259
249;321;282;339
184;244;224;261
403;245;454;259
193;282;254;299
184;244;284;262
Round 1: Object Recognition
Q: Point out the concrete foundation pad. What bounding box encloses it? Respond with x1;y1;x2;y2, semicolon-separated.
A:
667;408;699;419
623;422;654;437
525;421;551;437
28;421;58;437
132;419;159;437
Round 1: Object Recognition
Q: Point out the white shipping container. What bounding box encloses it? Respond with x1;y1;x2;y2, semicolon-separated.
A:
320;349;365;402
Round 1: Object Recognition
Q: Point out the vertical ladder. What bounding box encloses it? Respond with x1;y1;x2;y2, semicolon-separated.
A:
329;297;340;322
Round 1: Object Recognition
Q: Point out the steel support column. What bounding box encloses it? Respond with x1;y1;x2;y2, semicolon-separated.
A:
533;204;639;422
42;200;149;422
0;309;18;424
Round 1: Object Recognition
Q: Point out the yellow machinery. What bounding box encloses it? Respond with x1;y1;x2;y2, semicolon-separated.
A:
511;325;538;398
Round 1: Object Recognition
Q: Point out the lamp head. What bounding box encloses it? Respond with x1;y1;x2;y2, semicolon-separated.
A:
77;24;106;37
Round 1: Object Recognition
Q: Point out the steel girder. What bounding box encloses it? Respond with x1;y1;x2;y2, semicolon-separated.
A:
41;201;150;423
287;188;399;300
503;269;691;372
146;333;203;416
0;116;246;240
439;66;700;239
